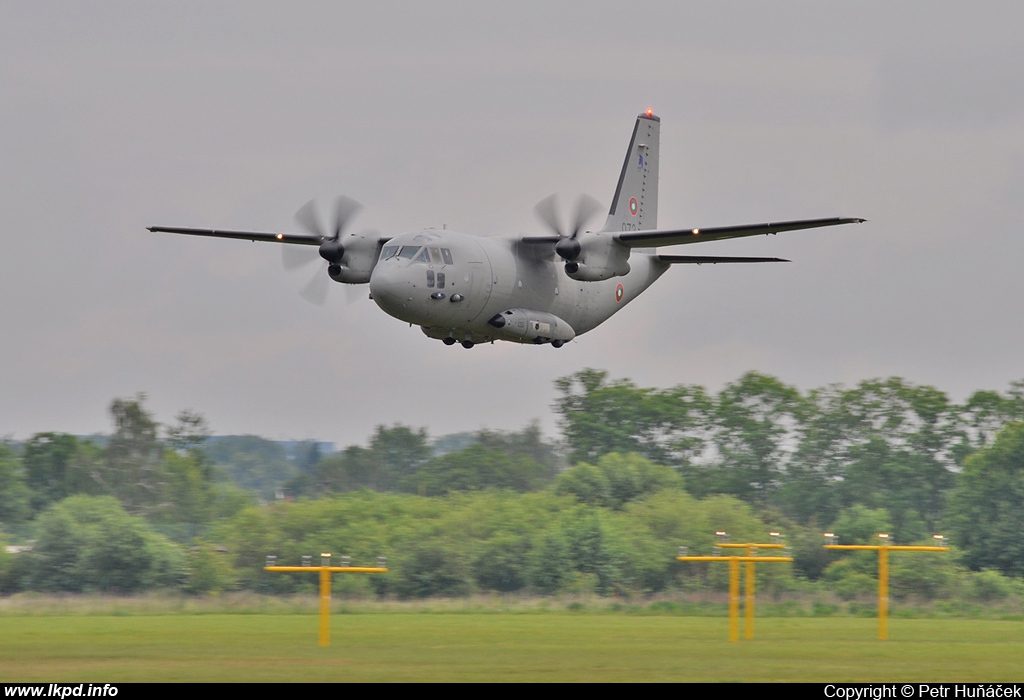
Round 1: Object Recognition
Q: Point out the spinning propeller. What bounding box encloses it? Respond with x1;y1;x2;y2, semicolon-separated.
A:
282;196;363;305
534;194;603;273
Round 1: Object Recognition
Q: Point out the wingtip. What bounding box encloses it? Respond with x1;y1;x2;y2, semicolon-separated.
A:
146;226;155;232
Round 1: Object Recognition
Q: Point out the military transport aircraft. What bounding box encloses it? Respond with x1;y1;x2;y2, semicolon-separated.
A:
148;110;863;348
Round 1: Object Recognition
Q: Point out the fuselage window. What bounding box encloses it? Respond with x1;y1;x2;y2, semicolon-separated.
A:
426;270;435;288
398;246;422;259
429;247;442;264
437;272;446;289
441;248;454;265
380;245;400;260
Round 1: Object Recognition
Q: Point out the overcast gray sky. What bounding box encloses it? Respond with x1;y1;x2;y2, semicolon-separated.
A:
2;1;1023;447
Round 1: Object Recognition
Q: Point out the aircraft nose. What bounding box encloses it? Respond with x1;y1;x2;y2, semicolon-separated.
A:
369;264;413;316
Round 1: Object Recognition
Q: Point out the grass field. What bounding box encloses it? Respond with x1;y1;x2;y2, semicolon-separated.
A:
2;614;1023;682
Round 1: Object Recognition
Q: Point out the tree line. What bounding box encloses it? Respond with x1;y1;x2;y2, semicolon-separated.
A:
1;371;1023;598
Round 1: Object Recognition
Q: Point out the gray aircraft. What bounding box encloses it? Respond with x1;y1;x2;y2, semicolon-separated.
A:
149;110;863;348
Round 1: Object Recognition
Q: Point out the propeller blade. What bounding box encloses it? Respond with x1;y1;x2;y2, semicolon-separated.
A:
299;269;330;306
294;200;324;239
534;194;563;236
281;244;318;271
331;195;362;241
571;194;603;237
535;194;602;239
291;195;365;304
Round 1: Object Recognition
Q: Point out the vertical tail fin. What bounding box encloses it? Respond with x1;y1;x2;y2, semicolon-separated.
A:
601;111;660;234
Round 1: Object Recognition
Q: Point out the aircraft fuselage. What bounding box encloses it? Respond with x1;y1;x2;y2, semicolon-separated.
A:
368;228;668;346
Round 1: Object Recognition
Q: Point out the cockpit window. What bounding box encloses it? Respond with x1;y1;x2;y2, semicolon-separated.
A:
379;244;446;264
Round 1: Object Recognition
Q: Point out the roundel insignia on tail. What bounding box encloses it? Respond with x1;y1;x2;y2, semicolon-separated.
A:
629;197;638;216
615;283;624;302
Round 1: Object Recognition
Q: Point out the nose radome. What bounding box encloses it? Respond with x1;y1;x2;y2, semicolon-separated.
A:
369;264;413;316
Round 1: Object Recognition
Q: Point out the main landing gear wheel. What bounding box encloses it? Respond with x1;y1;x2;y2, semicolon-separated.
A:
442;337;457;345
552;340;564;348
461;340;475;349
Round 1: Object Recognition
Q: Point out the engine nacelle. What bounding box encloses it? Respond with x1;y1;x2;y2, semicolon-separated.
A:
487;309;575;343
563;231;631;281
327;232;382;284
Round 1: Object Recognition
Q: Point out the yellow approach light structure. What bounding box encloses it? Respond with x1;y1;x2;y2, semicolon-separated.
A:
676;532;793;642
714;531;788;640
823;533;949;641
265;553;388;647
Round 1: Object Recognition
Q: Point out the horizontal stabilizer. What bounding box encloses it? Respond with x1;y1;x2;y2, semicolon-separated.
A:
658;255;790;264
617;217;865;248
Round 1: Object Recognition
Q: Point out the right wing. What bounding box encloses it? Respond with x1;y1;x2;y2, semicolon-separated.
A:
616;217;865;248
657;255;789;264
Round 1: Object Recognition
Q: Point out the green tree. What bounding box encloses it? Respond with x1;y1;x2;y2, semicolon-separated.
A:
555;462;610;506
0;443;31;526
781;378;961;536
554;369;712;466
779;384;848;525
293;441;323;476
527;528;572;594
473;534;530;592
305;445;378;494
22;433;105;510
838;379;959;535
369;425;432;491
828;505;894;545
183;542;239;595
707;372;805;506
949;422;1024;577
30;495;184;593
474;422;562;481
557;453;682;509
103;395;164;513
409;445;548;495
206;435;295;497
559;508;614;592
164;410;211;454
157;410;223;535
392;541;472;598
951;386;1024;463
156;450;216;532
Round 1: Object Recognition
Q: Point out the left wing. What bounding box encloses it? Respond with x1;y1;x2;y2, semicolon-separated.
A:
616;217;865;248
147;226;322;245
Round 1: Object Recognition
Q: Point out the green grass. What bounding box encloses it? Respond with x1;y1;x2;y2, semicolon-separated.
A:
2;614;1023;682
